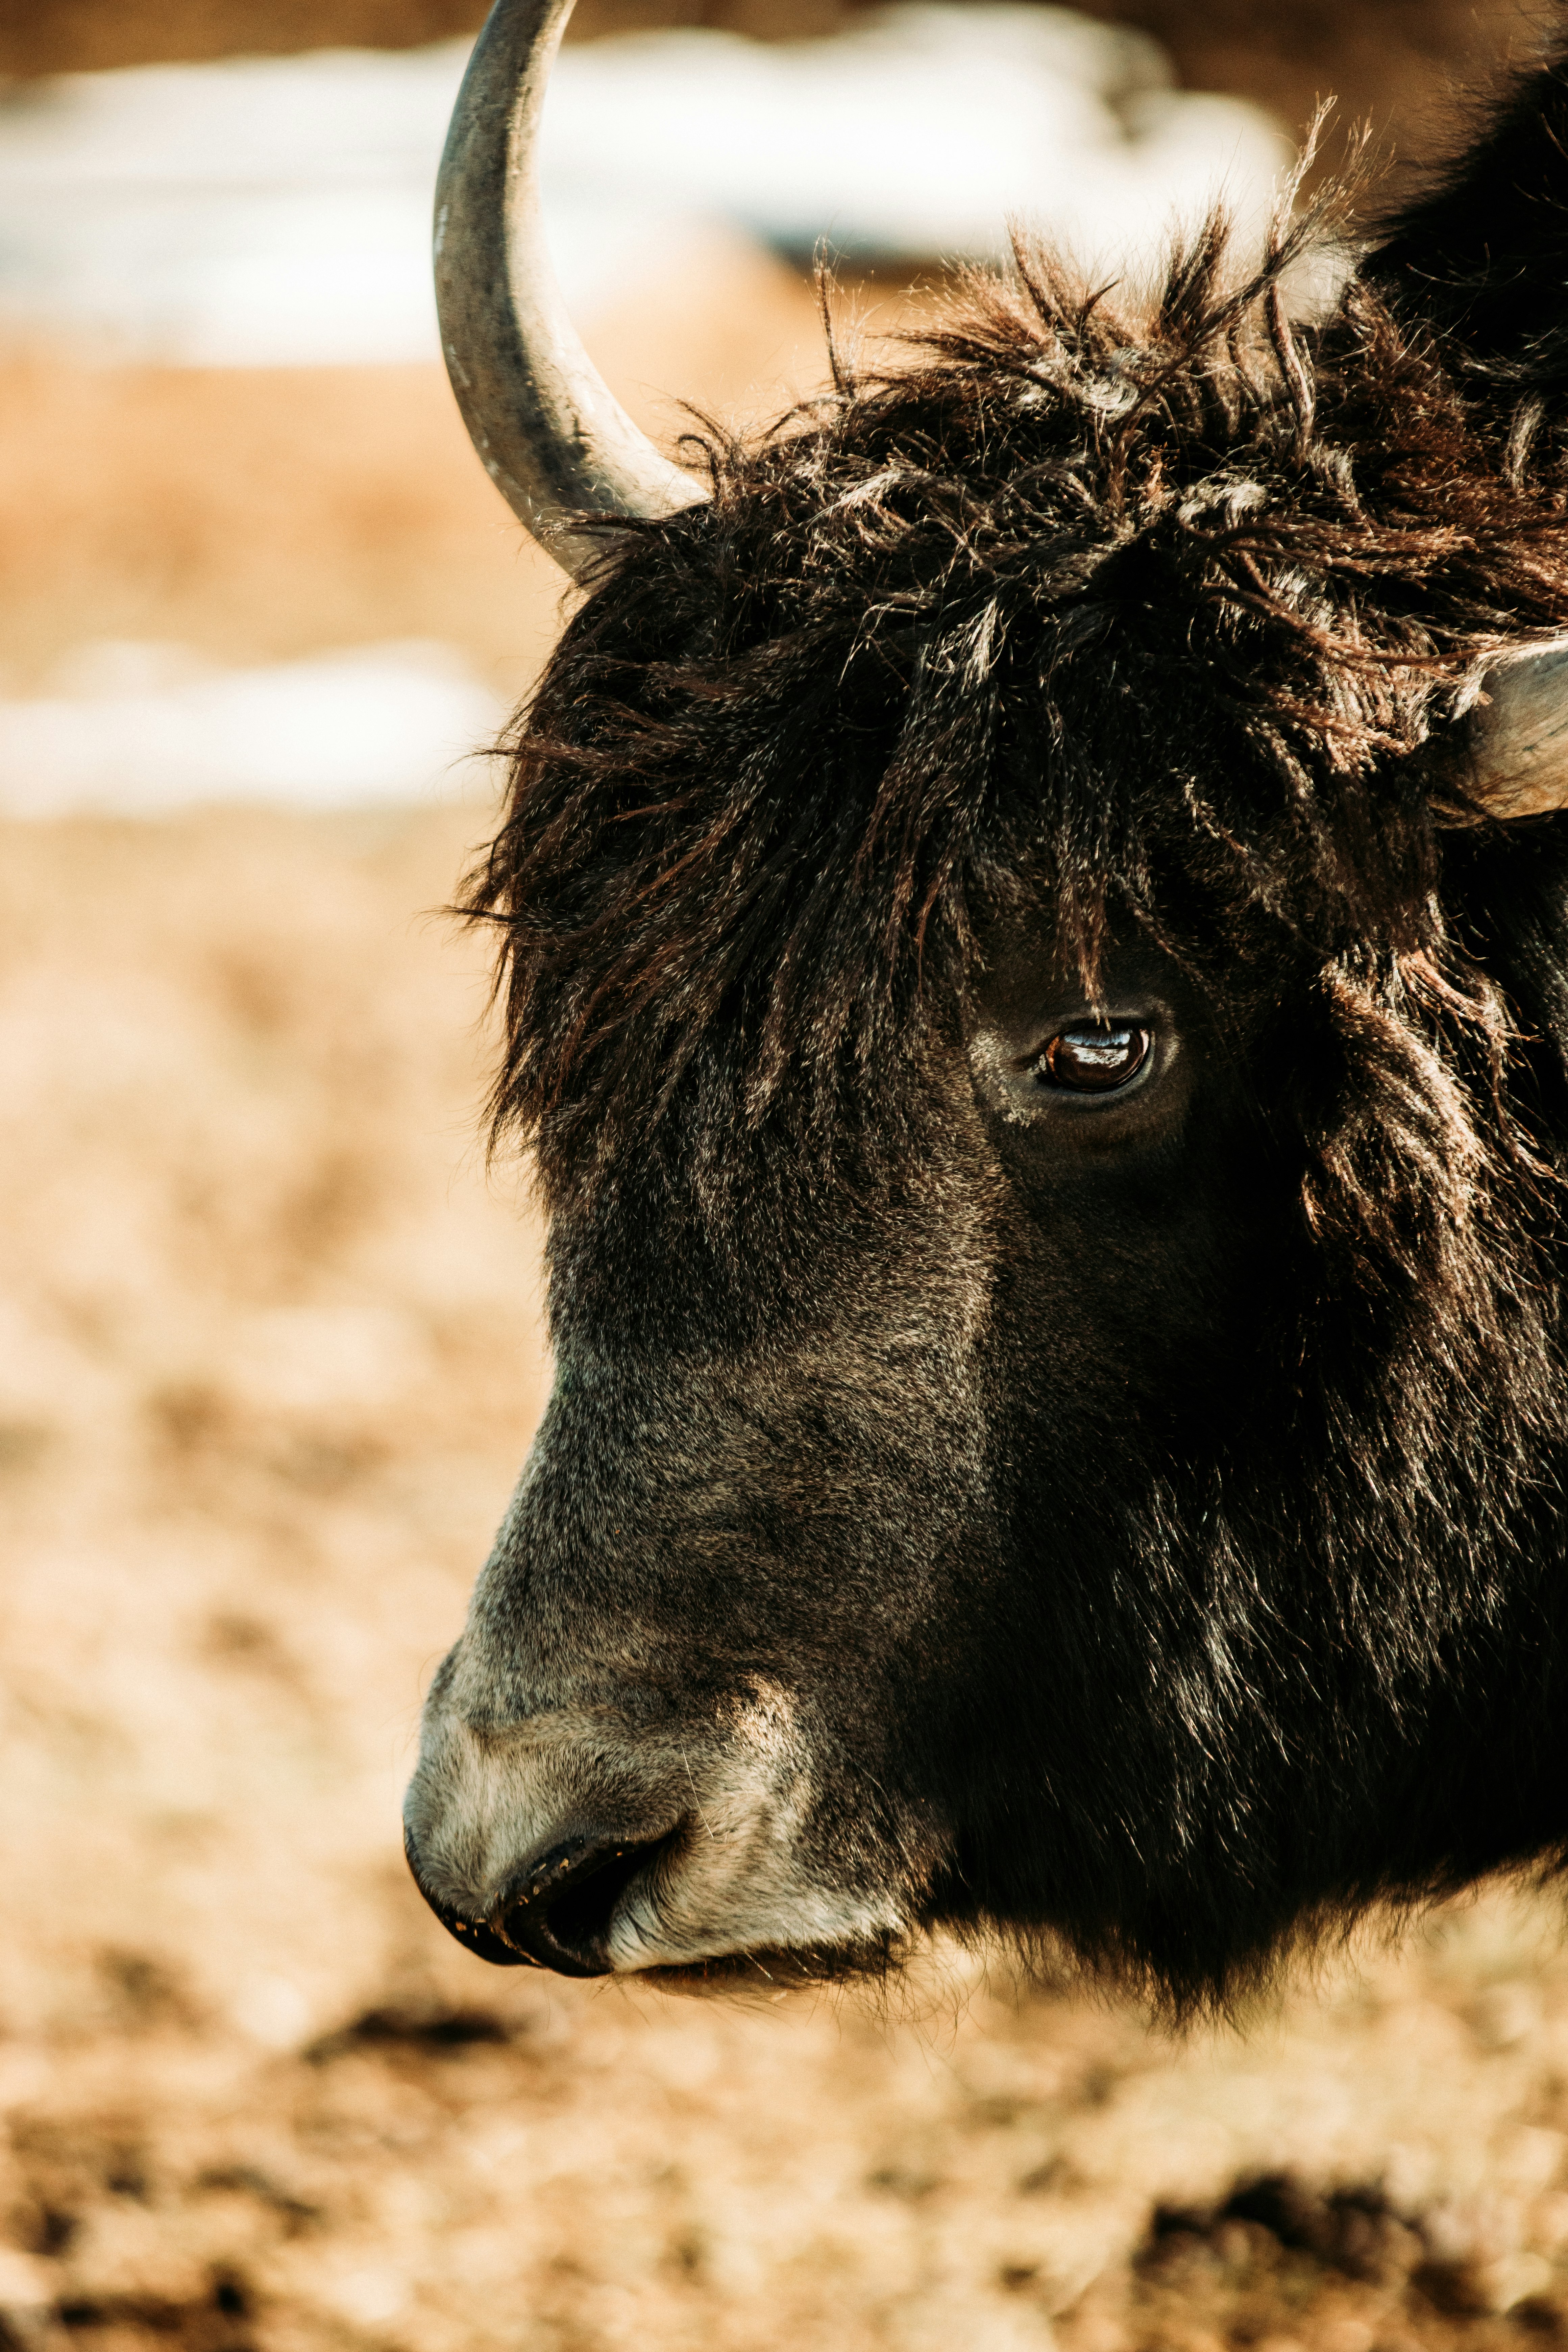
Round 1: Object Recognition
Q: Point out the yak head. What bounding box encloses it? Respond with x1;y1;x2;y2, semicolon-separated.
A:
406;0;1568;2006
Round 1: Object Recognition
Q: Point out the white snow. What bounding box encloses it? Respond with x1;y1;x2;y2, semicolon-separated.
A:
0;7;1292;365
0;641;504;816
541;9;1290;273
0;9;1293;813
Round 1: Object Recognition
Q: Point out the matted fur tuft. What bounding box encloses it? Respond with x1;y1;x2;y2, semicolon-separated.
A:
463;204;1568;1197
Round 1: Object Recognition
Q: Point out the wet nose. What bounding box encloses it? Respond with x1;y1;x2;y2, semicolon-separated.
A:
403;1822;673;1977
402;1827;534;1966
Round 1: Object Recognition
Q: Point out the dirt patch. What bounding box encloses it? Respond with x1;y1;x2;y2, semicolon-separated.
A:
0;234;887;699
3;804;1568;2350
0;34;1566;2340
0;0;838;76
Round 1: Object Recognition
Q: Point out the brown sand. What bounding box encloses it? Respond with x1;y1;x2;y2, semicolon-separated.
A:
0;232;849;701
4;177;1568;2352
7;800;1568;2352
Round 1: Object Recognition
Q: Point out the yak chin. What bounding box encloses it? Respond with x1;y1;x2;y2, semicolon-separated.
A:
402;1672;915;1985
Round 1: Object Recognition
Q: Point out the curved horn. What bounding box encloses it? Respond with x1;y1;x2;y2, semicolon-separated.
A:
1467;641;1568;820
435;0;709;578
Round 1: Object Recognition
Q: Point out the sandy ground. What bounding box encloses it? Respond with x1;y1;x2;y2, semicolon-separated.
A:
9;803;1568;2352
0;234;874;702
7;191;1568;2352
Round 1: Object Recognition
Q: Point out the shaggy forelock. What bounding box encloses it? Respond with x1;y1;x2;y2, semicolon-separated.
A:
462;208;1568;1196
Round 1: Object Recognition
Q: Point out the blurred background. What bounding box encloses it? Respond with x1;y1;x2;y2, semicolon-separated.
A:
5;2;1568;2349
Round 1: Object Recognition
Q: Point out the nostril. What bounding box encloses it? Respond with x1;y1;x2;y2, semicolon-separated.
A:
495;1829;674;1976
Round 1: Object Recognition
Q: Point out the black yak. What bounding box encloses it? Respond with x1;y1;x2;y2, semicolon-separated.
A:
405;0;1568;2006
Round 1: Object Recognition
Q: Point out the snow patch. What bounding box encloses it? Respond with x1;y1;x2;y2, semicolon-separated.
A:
0;640;504;815
0;8;1292;365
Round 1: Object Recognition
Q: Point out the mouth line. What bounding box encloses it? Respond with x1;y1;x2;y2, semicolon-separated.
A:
634;1933;905;1993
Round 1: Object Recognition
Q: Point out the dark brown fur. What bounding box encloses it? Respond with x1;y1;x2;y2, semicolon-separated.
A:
465;206;1568;1173
407;31;1568;2005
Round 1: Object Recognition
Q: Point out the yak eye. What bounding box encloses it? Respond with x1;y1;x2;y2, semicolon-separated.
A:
1036;1022;1152;1094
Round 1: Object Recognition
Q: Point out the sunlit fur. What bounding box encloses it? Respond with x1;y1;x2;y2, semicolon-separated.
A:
442;39;1568;2011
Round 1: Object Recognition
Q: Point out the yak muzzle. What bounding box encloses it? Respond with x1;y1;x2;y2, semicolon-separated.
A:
403;1820;675;1977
